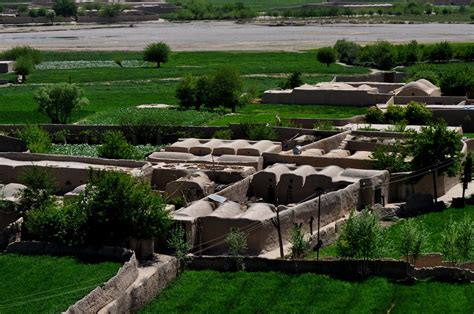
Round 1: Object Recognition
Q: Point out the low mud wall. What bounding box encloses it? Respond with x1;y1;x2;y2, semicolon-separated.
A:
188;256;474;283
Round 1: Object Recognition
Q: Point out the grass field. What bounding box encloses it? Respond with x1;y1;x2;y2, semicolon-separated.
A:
308;206;474;260
139;270;474;313
0;50;368;125
0;254;120;313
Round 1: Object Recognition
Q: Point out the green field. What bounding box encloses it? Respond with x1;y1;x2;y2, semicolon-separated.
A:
0;254;120;313
50;143;157;158
308;206;474;259
140;270;474;313
0;50;369;125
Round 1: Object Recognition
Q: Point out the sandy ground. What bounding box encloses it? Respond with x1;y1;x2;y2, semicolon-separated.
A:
1;21;474;51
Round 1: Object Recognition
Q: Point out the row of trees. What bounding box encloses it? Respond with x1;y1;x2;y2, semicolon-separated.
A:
332;40;474;70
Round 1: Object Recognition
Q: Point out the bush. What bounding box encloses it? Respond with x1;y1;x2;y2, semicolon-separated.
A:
404;101;432;125
98;4;123;18
14;56;34;83
370;41;397;70
195;75;213;110
290;224;310;259
97;130;139;160
176;74;196;110
385;104;406;124
143;42;170;68
279;71;303;89
316;47;336;67
334;39;360;65
34;83;89;124
336;208;384;260
397;40;419;65
212;129;233;140
0;46;41;65
17;167;56;214
52;0;77;16
78;171;171;245
167;225;191;272
209;66;243;113
439;68;474;98
225;228;247;270
372;142;410;173
397;220;428;264
241;122;277;141
441;216;473;265
16;125;52;153
365;106;385;124
426;41;453;63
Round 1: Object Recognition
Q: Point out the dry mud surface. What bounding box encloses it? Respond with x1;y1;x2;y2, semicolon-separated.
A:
1;21;474;51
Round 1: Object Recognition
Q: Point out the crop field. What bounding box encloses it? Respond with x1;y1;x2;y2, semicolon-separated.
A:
140;271;474;313
308;206;474;259
0;254;120;313
49;143;157;159
0;50;367;124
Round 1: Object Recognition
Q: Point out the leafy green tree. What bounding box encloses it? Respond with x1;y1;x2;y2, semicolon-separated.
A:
407;122;462;176
0;46;41;65
98;4;123;18
427;41;453;63
143;42;170;68
334;39;360;65
290;224;310;259
46;9;56;23
210;66;243;113
34;83;89;124
336;208;384;260
14;56;34;83
52;0;77;16
196;75;213;110
97;130;139;160
176;74;196;110
398;40;420;65
316;47;336;67
460;153;473;201
439;67;474;98
397;220;428;264
372;142;410;173
371;41;397;70
279;71;303;89
365;106;385;124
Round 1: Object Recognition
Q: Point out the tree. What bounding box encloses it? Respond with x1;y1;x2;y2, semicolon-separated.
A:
0;46;42;65
52;0;77;17
210;66;243;113
196;75;213;110
98;4;123;18
46;10;56;24
404;101;432;125
365;106;385;124
398;40;419;65
16;124;52;153
397;220;428;264
334;39;360;65
176;74;196;110
372;142;411;173
336;208;384;261
317;47;336;67
34;83;89;124
439;68;474;98
427;41;453;63
371;41;397;70
460;153;473;201
17;166;56;215
279;71;303;89
407;122;462;176
14;56;34;83
143;42;170;68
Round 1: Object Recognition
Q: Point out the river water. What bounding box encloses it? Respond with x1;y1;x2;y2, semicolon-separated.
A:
1;21;473;51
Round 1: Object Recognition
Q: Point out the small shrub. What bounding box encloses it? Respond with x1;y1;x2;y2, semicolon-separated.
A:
385;104;407;124
290;224;310;259
16;125;52;153
97;130;139;160
404;101;432;125
279;71;303;89
241;122;277;141
17;167;56;214
366;106;385;124
14;56;34;83
212;129;233;140
225;228;248;270
397;220;428;264
313;121;334;130
336;208;384;260
167;224;191;272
